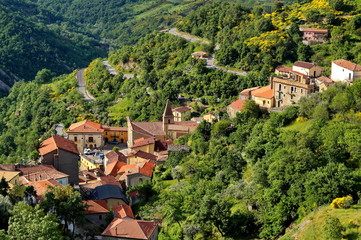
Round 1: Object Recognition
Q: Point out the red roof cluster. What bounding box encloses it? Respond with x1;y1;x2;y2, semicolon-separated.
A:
84;200;109;214
228;99;246;111
113;204;135;219
131;138;155;149
172;106;191;113
67;120;104;133
19;165;68;183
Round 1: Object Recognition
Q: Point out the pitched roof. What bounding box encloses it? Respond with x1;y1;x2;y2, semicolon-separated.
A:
78;168;105;184
317;76;333;84
293;61;317;69
80;176;123;193
106;161;126;177
39;135;79;156
154;140;172;152
0;164;17;171
84;200;109;214
240;86;261;95
172;106;191;113
275;65;292;72
27;179;62;199
252;85;274;99
192;51;207;56
163;99;174;118
105;151;127;164
67;120;104;133
127;150;157;162
102;126;127;131
228;99;246;111
113;204;135;219
118;161;155;178
0;171;20;182
18;165;69;183
131;122;166;136
91;184;128;203
102;218;158;239
131;138;155;149
299;28;328;34
333;59;361;71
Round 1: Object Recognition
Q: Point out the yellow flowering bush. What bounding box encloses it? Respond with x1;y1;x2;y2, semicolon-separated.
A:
330;196;353;209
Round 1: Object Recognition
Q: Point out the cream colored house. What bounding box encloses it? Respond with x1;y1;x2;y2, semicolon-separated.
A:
331;59;361;83
292;61;323;78
0;171;20;188
67;120;104;151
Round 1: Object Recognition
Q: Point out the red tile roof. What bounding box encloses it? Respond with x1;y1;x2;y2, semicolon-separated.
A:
84;200;109;214
252;85;274;99
39;135;79;156
240;86;261;95
80;175;124;194
275;65;292;72
106;161;126;177
131;122;166;137
172;106;191;113
118;161;155;178
79;168;105;184
299;28;328;34
228;99;246;111
317;76;333;83
131;138;155;149
18;165;68;183
293;61;317;69
333;59;361;71
102;126;128;131
127;150;157;162
105;151;127;164
27;179;62;199
113;204;135;218
67;120;104;133
102;218;158;239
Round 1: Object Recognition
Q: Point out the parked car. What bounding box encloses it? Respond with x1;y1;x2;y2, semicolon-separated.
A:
84;148;94;155
109;141;119;145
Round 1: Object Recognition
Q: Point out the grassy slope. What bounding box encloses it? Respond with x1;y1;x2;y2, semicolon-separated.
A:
281;205;361;240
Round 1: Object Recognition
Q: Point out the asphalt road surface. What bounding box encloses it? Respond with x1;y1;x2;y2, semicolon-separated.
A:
76;68;96;102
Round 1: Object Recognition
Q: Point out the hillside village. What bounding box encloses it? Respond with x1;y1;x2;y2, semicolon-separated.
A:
1;53;361;239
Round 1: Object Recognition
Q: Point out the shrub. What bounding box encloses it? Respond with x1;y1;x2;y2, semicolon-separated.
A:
330;196;353;209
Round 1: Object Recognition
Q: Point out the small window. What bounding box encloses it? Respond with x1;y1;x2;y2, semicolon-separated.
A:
278;84;282;90
105;132;107;135
89;137;93;142
301;89;303;94
74;137;77;142
291;87;294;93
168;119;171;124
99;215;102;220
284;86;286;89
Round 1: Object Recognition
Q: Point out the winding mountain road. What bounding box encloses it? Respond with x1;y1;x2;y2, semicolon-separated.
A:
168;28;246;76
102;60;134;79
76;68;96;102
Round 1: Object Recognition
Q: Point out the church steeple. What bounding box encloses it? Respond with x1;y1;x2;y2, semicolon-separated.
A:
163;99;174;131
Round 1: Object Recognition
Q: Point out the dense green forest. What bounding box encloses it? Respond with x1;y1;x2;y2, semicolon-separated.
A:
0;0;106;89
135;81;361;239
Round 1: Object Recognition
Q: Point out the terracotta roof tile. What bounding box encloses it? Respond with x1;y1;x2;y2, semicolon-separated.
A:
131;122;166;136
84;200;109;214
317;76;333;83
127;150;157;162
102;126;127;131
275;65;292;72
333;59;361;71
67;120;104;133
240;86;261;95
118;161;155;178
39;135;79;156
18;165;68;183
78;168;105;183
0;171;20;182
102;218;158;239
113;204;135;218
106;161;126;177
80;176;123;193
228;99;246;111
293;61;317;69
105;151;127;164
252;85;273;98
27;179;62;199
131;138;155;149
172;106;191;113
299;28;328;34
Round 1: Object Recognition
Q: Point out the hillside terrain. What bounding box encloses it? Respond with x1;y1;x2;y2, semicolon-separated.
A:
0;0;361;239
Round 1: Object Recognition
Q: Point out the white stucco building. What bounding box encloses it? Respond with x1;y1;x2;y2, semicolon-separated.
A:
331;59;361;83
